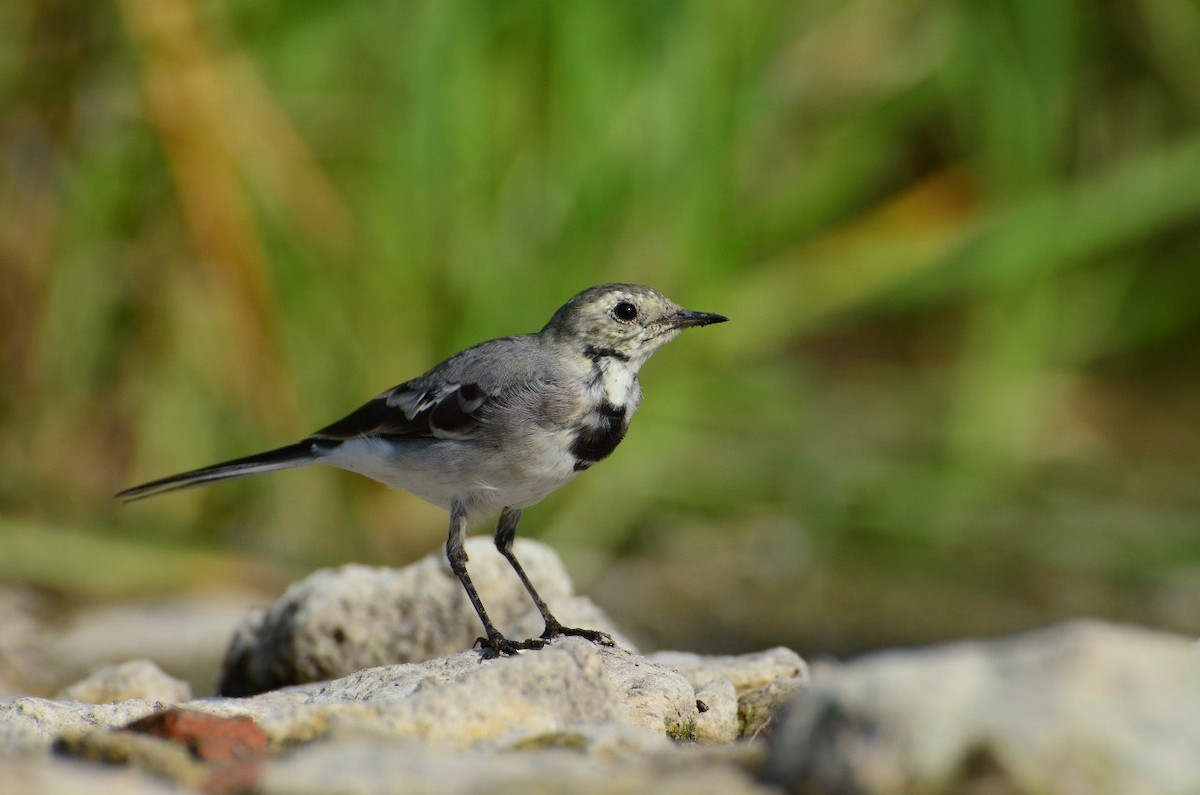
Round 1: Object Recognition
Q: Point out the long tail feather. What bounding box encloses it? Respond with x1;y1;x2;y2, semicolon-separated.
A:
116;441;317;502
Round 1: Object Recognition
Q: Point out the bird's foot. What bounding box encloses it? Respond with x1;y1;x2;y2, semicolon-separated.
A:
474;624;615;659
540;620;615;647
474;630;545;660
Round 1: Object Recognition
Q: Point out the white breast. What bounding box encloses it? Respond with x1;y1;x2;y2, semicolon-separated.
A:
596;360;641;408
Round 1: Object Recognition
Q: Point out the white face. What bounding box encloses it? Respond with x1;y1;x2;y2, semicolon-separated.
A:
545;284;727;370
546;284;692;354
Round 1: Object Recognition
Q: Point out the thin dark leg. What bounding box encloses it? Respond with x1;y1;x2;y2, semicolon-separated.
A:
495;507;614;648
445;501;540;658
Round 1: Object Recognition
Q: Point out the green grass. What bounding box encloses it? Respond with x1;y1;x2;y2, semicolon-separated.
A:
2;0;1198;651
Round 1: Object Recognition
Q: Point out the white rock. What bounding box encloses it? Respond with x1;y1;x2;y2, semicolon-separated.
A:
0;697;161;753
693;678;739;743
256;735;777;795
49;591;264;696
219;537;629;695
56;660;192;705
650;646;809;737
6;638;699;753
764;620;1200;795
0;755;189;795
249;638;695;748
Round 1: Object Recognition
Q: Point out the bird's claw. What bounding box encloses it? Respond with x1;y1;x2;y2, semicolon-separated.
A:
474;632;545;659
474;623;615;659
541;622;615;647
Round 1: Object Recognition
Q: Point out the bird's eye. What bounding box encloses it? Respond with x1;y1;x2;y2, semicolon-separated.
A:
613;301;638;321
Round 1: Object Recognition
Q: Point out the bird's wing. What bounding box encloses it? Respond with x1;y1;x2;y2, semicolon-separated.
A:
310;335;563;444
311;379;491;442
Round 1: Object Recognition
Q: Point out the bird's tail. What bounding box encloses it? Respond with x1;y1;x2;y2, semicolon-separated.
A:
116;441;317;502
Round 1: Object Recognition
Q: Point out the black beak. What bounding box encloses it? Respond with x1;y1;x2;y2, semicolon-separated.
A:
668;309;729;329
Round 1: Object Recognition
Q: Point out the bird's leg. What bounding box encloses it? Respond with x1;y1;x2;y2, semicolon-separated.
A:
446;501;540;658
495;507;614;648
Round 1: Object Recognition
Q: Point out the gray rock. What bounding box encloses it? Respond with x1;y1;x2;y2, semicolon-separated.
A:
56;661;192;705
219;537;629;696
763;620;1200;795
650;647;809;737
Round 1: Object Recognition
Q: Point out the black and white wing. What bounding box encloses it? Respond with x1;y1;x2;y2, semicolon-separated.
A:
311;334;563;445
311;380;490;443
118;371;503;503
116;336;556;502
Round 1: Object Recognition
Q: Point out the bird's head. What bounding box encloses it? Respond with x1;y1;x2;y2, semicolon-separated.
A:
543;284;727;366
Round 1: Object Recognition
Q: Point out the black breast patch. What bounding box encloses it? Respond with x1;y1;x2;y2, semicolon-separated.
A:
570;402;627;471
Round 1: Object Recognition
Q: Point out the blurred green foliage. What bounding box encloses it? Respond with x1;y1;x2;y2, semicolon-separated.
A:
1;0;1198;652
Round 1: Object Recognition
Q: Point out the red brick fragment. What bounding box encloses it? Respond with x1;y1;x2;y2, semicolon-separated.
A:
124;708;271;763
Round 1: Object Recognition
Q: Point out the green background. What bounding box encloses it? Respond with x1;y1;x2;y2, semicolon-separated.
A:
2;0;1198;655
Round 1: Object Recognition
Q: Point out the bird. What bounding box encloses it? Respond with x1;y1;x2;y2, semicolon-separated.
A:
117;283;728;657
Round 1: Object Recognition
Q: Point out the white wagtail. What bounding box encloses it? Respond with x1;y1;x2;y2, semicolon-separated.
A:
118;284;727;657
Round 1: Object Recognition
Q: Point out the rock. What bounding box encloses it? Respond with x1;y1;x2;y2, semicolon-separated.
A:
0;587;263;699
56;661;193;704
55;725;212;792
0;536;813;794
251;637;698;748
650;646;809;737
56;709;274;795
15;638;699;756
693;678;739;743
17;638;719;791
49;591;265;697
0;697;163;754
0;756;189;795
256;735;777;795
122;709;271;763
763;620;1200;795
218;537;629;696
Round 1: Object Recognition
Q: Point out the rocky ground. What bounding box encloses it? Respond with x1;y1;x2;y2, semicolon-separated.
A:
1;538;1197;794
